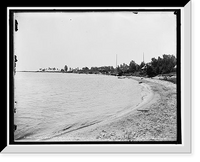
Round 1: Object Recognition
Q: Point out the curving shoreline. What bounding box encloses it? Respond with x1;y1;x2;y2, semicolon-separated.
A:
46;76;177;141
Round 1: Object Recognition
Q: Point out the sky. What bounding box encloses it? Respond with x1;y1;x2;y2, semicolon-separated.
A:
14;11;176;71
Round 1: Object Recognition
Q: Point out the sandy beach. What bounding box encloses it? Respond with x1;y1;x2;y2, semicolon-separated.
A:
47;77;177;141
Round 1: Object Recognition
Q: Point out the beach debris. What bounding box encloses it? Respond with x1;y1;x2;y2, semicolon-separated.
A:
137;109;149;113
118;76;126;79
110;132;115;136
139;81;143;84
96;130;118;140
102;130;106;133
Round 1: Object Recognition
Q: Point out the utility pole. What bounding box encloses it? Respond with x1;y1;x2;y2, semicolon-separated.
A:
116;54;118;68
115;54;118;76
143;52;145;63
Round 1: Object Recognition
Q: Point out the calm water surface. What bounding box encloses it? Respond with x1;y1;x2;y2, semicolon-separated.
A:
14;72;143;140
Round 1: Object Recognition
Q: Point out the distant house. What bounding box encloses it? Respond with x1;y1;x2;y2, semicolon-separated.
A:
141;63;150;70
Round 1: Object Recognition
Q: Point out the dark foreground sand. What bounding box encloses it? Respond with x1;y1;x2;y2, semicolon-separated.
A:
48;77;177;141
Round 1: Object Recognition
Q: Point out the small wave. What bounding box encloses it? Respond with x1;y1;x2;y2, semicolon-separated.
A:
15;131;35;140
40;120;102;140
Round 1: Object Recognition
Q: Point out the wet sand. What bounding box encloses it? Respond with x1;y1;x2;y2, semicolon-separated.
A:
47;77;177;141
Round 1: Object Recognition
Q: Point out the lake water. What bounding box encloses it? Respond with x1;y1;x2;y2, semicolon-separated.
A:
14;72;145;141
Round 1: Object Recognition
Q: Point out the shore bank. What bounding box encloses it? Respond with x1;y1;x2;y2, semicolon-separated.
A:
46;76;176;141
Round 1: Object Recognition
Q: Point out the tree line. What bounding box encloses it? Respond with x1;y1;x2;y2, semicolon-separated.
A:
39;67;60;71
61;54;176;77
116;54;176;77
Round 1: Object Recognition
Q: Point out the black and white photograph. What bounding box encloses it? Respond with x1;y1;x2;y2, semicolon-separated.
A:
11;9;181;143
13;10;179;142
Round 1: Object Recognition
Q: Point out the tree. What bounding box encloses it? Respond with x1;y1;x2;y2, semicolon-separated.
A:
116;66;123;76
151;57;159;75
64;65;68;72
120;63;129;73
129;60;138;73
157;56;163;74
109;66;115;73
161;54;176;74
146;64;156;77
82;67;89;71
149;54;176;75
